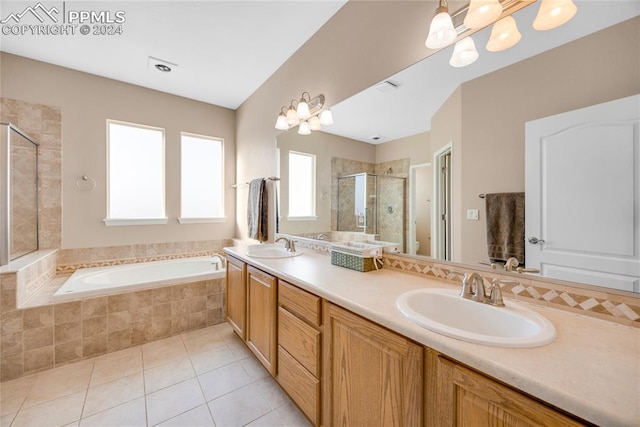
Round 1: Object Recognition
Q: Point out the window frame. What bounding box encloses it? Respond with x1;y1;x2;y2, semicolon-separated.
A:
104;119;167;226
178;132;226;224
287;150;317;221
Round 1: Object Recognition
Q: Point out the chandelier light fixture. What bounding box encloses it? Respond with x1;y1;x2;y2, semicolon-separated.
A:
425;0;579;68
274;93;334;135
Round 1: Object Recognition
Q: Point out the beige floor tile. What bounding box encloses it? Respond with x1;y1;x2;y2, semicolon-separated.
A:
227;338;253;360
0;412;16;427
141;335;183;353
11;390;85;427
0;374;37;415
246;410;284;427
240;355;270;380
208;383;271;427
90;349;143;387
61;422;79;427
79;397;146;427
253;377;292;409
142;339;188;370
274;402;312;427
190;345;236;375
22;361;93;409
197;361;253;402
214;323;237;341
181;325;218;341
183;332;226;356
144;356;195;394
146;378;205;426
82;372;145;418
155;404;214;427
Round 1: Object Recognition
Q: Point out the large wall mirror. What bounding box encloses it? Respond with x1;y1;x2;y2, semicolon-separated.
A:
277;2;640;294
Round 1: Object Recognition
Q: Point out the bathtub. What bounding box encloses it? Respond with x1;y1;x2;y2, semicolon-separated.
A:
52;256;226;302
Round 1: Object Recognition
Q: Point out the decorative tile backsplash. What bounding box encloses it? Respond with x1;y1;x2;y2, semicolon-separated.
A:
382;254;640;327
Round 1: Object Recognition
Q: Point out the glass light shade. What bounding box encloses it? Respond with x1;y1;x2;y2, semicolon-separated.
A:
309;115;322;131
449;37;479;68
275;114;289;130
296;99;311;120
486;16;522;52
319;109;334;126
286;106;299;126
425;12;457;49
463;0;502;29
533;0;578;31
297;121;311;135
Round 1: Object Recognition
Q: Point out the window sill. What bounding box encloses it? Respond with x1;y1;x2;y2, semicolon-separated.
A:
178;217;226;224
287;216;318;221
103;218;168;226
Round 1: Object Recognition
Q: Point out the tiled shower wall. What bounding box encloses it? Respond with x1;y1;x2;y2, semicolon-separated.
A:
0;98;62;250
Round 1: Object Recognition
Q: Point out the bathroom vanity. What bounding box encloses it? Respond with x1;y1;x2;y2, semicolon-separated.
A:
224;246;639;426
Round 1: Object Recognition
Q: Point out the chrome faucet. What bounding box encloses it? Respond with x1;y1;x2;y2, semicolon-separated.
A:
461;272;509;307
275;237;297;253
504;257;519;272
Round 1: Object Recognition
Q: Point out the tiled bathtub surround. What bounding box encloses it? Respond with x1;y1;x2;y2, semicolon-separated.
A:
382;253;640;327
0;276;226;382
57;239;234;274
0;250;58;308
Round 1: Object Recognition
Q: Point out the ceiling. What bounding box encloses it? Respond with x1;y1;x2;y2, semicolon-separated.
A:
324;1;640;144
0;0;346;109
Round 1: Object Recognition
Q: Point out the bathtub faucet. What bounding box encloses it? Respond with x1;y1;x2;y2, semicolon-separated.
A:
211;254;226;270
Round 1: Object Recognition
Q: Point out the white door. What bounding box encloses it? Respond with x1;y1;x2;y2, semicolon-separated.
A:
525;95;640;292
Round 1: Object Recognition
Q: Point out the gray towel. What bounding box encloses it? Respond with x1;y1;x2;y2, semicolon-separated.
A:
485;192;525;264
247;178;268;242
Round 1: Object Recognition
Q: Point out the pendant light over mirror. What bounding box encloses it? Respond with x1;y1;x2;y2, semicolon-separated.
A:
449;37;479;67
486;15;522;52
425;0;457;49
275;93;333;135
463;0;503;29
533;0;578;31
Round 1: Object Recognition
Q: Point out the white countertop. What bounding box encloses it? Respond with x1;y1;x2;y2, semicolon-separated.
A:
224;245;640;427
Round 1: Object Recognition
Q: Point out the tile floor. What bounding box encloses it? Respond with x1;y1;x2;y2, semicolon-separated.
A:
0;323;311;427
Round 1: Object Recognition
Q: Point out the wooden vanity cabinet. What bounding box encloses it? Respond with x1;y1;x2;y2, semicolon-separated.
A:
246;265;278;376
324;302;424;426
276;280;322;426
225;255;246;340
425;349;586;427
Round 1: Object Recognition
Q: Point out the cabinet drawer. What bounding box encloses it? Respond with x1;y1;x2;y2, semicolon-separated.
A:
277;346;320;426
279;280;321;327
278;307;321;377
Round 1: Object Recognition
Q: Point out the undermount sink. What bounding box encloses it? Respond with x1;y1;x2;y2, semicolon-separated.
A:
397;288;556;348
246;245;303;259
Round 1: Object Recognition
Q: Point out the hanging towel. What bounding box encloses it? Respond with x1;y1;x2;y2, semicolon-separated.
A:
247;178;268;242
485;192;525;264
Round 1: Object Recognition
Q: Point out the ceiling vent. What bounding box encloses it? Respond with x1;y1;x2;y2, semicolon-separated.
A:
148;56;178;73
374;81;399;93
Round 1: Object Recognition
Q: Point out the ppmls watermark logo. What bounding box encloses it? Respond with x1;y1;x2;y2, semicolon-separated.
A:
1;2;126;36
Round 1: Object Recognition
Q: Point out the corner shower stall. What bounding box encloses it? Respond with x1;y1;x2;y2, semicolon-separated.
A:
336;173;406;250
0;123;39;266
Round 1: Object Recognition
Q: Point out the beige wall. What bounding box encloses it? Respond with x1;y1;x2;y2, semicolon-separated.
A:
277;130;374;235
375;131;431;165
235;1;440;242
0;53;236;249
435;17;640;265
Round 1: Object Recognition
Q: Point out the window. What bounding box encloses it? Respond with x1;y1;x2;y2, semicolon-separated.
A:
180;133;224;223
288;151;316;219
105;120;165;225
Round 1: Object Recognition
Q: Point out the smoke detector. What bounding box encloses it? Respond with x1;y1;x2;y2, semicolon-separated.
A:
148;56;178;73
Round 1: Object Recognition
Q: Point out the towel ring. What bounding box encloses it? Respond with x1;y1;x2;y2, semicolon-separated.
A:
76;175;96;191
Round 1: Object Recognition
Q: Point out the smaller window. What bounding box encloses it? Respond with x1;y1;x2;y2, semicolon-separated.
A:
179;133;224;223
288;151;316;219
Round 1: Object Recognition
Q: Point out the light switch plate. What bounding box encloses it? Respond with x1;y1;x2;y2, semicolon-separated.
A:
467;209;479;220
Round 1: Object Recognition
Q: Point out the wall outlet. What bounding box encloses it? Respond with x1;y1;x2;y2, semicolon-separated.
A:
467;209;479;220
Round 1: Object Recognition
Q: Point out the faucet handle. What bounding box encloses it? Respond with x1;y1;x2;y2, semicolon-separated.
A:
289;240;297;253
487;279;505;307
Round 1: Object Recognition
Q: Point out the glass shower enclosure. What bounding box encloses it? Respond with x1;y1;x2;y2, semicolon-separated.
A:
0;123;39;266
337;173;406;250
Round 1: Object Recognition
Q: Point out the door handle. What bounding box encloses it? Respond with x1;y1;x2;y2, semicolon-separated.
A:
528;237;546;244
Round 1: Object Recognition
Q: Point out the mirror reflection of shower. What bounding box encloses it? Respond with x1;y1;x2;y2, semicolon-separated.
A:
337;173;406;250
1;123;39;266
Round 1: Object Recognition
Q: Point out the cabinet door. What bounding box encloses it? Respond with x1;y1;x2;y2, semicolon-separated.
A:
225;256;246;340
323;302;423;426
428;351;585;427
246;266;277;376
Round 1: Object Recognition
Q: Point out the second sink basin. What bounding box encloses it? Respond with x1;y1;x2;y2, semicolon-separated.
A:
246;245;303;259
397;288;556;348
